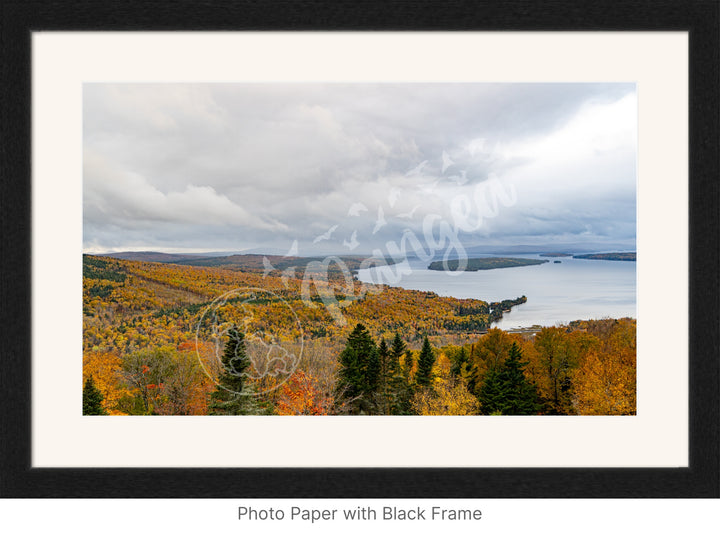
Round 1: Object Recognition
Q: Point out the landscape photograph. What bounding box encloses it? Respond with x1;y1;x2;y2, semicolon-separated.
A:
82;83;637;416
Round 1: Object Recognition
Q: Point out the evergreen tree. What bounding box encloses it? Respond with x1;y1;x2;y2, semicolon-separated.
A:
415;336;436;388
389;333;405;376
83;376;107;415
396;349;416;414
377;338;390;414
476;367;504;414
478;342;541;415
209;326;255;415
403;349;414;380
467;343;480;394
450;346;470;379
388;333;407;414
334;324;381;414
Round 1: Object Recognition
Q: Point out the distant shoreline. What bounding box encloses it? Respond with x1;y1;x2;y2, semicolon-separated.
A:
573;252;636;261
428;257;548;271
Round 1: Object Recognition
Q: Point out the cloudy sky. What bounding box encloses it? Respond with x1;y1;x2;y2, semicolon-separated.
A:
83;83;637;255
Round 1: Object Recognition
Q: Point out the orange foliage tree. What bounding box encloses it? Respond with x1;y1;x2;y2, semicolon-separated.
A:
275;371;332;415
82;350;129;415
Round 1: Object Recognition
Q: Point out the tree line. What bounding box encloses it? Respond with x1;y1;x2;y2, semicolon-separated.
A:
84;318;636;416
331;323;542;415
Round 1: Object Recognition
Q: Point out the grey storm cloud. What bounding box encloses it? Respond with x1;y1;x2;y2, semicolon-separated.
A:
83;83;637;254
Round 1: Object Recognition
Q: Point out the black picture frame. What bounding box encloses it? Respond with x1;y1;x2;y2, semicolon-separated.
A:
1;0;718;498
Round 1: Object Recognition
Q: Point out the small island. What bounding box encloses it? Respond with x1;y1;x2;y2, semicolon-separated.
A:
573;252;636;261
428;257;548;271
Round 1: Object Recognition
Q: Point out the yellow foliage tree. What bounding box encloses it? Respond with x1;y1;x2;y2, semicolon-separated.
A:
572;349;636;415
412;353;479;415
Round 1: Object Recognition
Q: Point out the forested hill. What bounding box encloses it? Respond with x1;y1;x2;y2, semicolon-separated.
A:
102;251;208;263
99;251;395;277
166;253;389;275
83;254;526;352
83;254;635;417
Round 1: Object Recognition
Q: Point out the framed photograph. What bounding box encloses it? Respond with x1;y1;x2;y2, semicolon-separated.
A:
1;1;718;498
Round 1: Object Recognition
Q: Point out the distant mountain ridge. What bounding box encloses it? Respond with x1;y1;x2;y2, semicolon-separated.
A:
93;251;394;276
460;242;635;255
100;251;212;263
97;241;636;265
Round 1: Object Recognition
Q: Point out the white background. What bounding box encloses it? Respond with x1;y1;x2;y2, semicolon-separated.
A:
32;32;688;469
0;499;717;534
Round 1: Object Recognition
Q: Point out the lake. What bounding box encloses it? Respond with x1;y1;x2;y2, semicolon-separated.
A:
356;254;636;329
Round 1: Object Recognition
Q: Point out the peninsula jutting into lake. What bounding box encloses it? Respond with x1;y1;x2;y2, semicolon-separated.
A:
428;257;548;271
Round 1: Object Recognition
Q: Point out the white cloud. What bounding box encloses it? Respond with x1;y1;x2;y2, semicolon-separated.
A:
84;150;287;231
83;83;637;251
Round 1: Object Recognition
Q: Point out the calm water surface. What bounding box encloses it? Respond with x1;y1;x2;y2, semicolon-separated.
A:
356;254;636;329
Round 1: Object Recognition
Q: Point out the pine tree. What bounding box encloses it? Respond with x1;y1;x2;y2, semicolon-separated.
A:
403;349;414;380
415;336;436;388
389;333;405;377
476;367;505;414
450;346;470;379
209;326;254;415
83;376;107;415
334;324;381;414
377;338;390;414
478;342;541;415
388;333;407;414
396;349;416;414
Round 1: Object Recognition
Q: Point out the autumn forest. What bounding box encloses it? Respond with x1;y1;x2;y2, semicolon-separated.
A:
83;254;636;416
